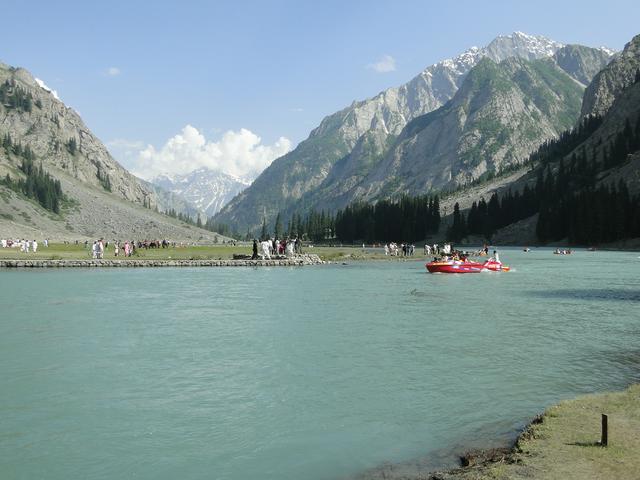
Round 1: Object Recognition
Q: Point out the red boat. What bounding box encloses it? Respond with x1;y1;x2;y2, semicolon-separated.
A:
426;258;510;273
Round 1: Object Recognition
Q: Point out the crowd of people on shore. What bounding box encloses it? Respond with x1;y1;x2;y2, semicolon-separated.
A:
85;239;181;258
380;242;459;257
252;237;302;260
1;238;48;252
381;242;480;257
1;236;225;259
383;242;418;256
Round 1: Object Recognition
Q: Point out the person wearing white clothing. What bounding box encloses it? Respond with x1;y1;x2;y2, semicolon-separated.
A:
260;240;271;260
32;240;38;253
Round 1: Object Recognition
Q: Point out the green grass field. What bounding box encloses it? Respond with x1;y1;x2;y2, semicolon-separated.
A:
0;243;425;262
444;384;640;480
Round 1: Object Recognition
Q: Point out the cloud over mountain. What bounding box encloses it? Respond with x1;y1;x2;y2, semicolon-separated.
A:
129;125;292;180
367;54;396;73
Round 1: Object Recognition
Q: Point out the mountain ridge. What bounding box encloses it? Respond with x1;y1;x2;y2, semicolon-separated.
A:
292;48;601;215
0;62;228;241
214;32;613;233
151;168;250;217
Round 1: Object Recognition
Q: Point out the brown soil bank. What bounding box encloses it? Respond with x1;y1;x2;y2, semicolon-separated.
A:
430;384;640;480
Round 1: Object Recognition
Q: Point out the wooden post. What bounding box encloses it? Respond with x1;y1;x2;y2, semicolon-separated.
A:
601;414;608;446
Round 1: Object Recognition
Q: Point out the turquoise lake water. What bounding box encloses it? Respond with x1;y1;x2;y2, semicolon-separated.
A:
1;248;639;479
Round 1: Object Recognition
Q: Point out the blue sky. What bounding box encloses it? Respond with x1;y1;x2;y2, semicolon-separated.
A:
3;0;640;178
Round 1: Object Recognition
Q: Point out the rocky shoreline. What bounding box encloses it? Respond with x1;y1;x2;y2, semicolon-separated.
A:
0;254;325;268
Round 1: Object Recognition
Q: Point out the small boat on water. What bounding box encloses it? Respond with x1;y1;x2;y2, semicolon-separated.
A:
426;258;510;273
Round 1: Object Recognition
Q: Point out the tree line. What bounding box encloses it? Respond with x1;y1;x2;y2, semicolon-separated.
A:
262;210;335;242
450;109;640;244
1;158;65;214
334;195;441;243
536;110;640;244
1;134;65;213
261;195;440;244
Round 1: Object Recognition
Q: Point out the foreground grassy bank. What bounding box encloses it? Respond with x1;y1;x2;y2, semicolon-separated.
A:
432;384;640;480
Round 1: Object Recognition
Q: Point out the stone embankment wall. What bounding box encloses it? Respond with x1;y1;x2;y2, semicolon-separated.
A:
0;254;324;268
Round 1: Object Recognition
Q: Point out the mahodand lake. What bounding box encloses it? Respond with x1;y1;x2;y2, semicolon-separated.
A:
1;248;639;479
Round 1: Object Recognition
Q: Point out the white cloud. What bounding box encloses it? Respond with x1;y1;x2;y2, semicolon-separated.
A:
127;125;292;180
106;67;121;76
34;77;60;100
367;54;396;73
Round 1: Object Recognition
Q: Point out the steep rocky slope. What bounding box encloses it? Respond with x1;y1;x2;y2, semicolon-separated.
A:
216;33;613;233
0;169;229;242
581;33;640;117
460;36;640;244
215;33;573;232
342;53;587;201
0;63;153;204
274;45;612;219
0;62;227;241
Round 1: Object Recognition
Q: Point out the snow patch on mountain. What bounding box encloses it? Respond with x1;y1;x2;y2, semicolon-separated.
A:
34;77;60;100
598;46;617;57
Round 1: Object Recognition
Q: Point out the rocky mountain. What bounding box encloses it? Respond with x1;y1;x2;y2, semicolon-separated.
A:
0;62;154;205
151;168;250;217
138;178;200;219
581;34;640;117
456;33;640;245
215;33;613;232
321;46;611;207
0;61;227;241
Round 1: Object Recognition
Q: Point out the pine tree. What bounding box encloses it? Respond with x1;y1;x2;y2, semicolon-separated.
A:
274;212;282;239
261;217;268;240
288;214;296;237
447;202;466;243
66;138;77;155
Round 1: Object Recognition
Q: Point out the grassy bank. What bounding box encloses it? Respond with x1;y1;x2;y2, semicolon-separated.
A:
0;243;423;262
0;243;239;260
435;384;640;480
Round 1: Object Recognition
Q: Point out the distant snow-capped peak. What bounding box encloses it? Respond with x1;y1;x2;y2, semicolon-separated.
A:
597;46;617;57
427;31;564;79
151;168;251;217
